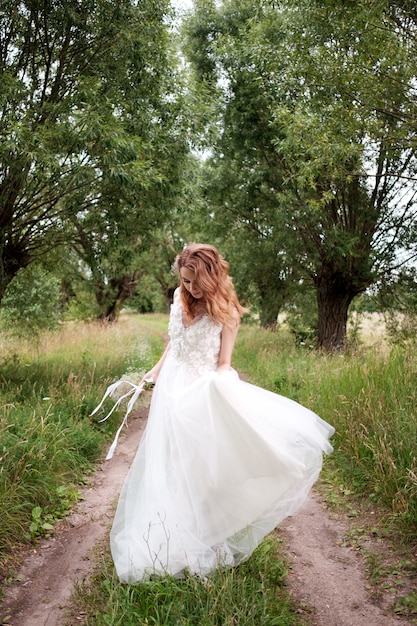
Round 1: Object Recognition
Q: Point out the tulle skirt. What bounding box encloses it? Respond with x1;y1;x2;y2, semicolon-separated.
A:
110;355;334;582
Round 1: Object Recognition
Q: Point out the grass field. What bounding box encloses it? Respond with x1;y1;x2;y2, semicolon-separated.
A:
0;311;416;623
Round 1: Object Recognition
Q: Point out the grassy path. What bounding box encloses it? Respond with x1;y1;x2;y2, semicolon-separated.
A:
2;435;411;625
1;313;416;624
281;491;405;625
0;408;148;626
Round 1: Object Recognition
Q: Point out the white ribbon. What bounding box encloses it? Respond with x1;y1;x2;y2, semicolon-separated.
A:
91;378;153;460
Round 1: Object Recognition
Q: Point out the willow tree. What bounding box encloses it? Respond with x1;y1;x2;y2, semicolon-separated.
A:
184;0;417;349
0;0;185;316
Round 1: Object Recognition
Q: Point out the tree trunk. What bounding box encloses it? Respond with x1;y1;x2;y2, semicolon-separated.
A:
316;269;357;351
259;299;279;330
258;279;287;330
163;286;176;312
97;273;141;322
0;242;32;305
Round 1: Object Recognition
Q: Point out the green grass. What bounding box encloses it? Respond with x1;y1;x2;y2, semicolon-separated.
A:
234;325;417;534
0;314;164;566
68;534;301;626
1;312;416;624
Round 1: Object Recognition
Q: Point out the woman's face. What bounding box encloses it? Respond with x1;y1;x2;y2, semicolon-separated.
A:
180;267;204;300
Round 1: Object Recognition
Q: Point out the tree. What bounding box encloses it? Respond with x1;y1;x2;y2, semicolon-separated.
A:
0;0;176;308
0;263;62;338
66;112;190;321
183;2;298;327
199;155;295;328
184;0;417;349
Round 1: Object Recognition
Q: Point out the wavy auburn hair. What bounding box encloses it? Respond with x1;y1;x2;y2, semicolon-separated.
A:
173;243;246;327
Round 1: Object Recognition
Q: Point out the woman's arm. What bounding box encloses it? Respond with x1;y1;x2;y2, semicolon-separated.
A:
141;340;171;384
216;314;240;373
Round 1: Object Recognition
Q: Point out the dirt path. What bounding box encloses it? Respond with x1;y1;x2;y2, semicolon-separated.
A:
0;410;148;626
281;494;405;626
0;409;409;626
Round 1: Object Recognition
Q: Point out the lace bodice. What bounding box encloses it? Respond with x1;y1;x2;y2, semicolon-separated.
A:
168;294;222;377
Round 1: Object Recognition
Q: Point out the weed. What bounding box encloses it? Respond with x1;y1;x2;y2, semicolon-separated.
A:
68;534;301;626
234;327;417;536
0;313;164;571
394;592;417;619
23;485;83;541
26;506;55;540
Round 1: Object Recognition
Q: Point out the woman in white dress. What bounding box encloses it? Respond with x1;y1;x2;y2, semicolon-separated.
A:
110;243;334;583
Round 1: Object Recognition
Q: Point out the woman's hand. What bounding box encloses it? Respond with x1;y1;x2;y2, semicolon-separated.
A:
140;368;158;386
216;363;232;374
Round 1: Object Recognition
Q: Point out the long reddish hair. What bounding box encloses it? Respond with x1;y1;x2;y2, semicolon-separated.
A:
173;243;246;327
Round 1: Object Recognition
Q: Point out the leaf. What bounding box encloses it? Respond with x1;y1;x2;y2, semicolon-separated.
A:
31;506;42;520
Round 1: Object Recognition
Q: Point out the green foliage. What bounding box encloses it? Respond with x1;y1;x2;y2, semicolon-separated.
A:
70;534;299;626
0;0;190;322
234;324;417;533
378;268;417;343
284;286;318;347
26;485;82;540
28;506;55;539
394;591;417;620
64;283;104;322
0;264;62;338
0;314;164;562
183;0;417;350
128;272;171;314
350;292;381;315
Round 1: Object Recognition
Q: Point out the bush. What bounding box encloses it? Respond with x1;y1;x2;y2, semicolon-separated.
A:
0;264;63;338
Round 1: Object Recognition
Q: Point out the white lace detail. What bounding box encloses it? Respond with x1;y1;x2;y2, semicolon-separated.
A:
168;296;222;377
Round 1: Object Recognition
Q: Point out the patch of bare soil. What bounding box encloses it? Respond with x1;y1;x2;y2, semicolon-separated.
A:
0;409;148;626
281;491;414;625
1;408;415;626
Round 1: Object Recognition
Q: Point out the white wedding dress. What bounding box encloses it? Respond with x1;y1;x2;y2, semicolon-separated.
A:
110;292;334;582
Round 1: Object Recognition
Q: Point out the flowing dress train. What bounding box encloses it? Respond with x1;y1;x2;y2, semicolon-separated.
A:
110;293;335;582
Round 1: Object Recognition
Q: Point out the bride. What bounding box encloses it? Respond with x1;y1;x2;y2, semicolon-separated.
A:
109;243;334;582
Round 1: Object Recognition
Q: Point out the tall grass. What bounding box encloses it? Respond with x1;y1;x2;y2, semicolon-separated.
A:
0;315;164;566
2;312;416;624
69;534;300;626
234;325;417;534
308;347;417;528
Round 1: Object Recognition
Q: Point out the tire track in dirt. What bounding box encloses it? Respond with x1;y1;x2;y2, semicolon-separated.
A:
0;408;409;626
281;493;405;626
0;410;148;626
